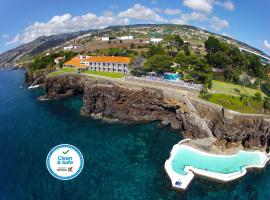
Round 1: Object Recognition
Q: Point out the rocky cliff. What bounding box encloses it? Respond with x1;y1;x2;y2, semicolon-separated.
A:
43;74;270;150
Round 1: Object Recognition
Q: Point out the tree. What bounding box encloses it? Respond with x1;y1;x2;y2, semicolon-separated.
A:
182;42;191;55
200;87;210;99
164;35;184;57
164;35;175;57
253;92;262;101
224;66;233;81
144;54;173;73
130;43;135;49
264;97;270;110
174;35;184;52
247;55;265;78
207;51;231;69
147;45;166;58
174;51;212;86
205;36;227;54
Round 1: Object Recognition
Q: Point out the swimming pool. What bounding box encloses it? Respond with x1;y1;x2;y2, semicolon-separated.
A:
163;73;180;81
165;142;270;190
172;146;265;175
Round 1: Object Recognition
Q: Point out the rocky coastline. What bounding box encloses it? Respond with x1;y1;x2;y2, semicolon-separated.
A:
40;74;270;151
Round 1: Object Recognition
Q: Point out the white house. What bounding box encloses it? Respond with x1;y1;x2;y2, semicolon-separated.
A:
101;37;110;41
150;38;163;44
117;36;134;40
64;45;77;50
54;57;64;65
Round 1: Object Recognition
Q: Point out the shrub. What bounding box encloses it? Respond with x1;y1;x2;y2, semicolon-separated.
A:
253;92;262;101
200;87;210;100
264;97;270;110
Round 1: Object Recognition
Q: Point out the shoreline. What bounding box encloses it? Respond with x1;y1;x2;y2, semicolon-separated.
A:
33;73;270;152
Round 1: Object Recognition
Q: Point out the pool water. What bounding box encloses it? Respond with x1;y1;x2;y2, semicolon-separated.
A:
163;73;180;81
172;146;265;175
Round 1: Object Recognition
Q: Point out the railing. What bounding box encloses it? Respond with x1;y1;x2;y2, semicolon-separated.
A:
125;76;203;91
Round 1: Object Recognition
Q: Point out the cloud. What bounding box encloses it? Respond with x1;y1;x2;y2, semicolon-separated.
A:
171;11;208;25
171;18;188;25
5;34;21;46
182;0;213;14
182;0;235;13
118;4;166;22
7;3;232;45
181;12;208;22
2;34;9;39
22;13;129;43
164;8;182;15
214;0;235;11
210;16;229;31
153;7;182;16
264;40;270;50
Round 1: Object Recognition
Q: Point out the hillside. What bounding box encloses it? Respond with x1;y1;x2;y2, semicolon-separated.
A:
0;24;269;67
0;30;94;66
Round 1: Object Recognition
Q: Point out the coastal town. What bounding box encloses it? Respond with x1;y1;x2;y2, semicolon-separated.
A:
2;0;270;198
20;26;270;190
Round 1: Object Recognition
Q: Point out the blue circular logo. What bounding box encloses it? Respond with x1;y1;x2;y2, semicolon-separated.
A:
46;144;84;180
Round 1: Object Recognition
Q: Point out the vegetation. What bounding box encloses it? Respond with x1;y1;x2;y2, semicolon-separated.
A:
28;32;270;114
92;48;138;57
211;80;266;97
164;35;184;56
47;67;76;77
29;51;77;71
205;36;266;83
200;93;265;114
48;68;125;79
174;51;212;87
144;54;173;73
84;70;125;78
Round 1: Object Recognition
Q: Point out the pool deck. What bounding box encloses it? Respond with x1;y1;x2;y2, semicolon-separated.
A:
165;139;270;190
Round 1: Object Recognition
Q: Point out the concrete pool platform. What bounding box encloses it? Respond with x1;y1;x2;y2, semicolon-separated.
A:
165;139;270;190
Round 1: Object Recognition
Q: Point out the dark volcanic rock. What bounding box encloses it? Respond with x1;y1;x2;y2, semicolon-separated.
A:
43;74;270;150
192;100;270;149
82;85;181;124
44;75;86;99
25;68;54;86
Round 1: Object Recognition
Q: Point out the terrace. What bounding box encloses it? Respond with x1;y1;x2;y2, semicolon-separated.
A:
126;75;203;91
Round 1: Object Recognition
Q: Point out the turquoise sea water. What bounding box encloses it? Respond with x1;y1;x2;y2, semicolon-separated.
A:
172;147;264;175
1;69;270;200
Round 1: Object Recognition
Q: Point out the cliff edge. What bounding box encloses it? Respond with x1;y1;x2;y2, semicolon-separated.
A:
43;74;270;151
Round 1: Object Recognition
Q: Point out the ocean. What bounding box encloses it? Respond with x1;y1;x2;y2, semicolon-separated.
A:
0;69;270;200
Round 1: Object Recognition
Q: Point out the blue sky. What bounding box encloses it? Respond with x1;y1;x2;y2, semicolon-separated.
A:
1;0;270;55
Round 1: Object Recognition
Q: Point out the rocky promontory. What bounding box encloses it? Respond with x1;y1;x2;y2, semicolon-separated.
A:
43;74;270;151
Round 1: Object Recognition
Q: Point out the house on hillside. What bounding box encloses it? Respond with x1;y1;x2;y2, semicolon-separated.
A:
63;45;78;50
64;56;131;74
101;37;110;41
150;38;163;44
54;57;65;65
116;36;134;40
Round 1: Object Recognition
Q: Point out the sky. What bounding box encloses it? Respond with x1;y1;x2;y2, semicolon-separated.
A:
0;0;270;55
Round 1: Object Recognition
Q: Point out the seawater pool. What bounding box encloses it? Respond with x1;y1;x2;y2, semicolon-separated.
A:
172;146;266;175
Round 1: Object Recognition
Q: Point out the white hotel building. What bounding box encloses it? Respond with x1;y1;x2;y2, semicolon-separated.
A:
64;56;131;74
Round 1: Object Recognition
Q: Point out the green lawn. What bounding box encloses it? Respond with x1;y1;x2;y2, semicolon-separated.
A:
47;68;125;79
84;70;125;78
200;93;264;114
211;80;266;97
47;67;76;77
